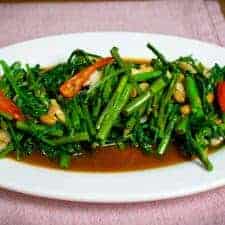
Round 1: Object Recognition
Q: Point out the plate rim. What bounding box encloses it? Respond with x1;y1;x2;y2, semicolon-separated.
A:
1;31;224;52
0;31;225;203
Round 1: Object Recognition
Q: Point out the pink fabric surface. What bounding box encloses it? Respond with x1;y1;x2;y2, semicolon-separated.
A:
0;0;225;224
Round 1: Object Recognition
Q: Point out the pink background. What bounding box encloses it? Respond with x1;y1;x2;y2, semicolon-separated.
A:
0;0;225;224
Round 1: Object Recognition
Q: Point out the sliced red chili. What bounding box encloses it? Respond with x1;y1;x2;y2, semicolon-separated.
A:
0;91;25;120
60;57;113;98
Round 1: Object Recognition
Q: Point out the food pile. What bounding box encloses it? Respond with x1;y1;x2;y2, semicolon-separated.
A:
0;43;224;170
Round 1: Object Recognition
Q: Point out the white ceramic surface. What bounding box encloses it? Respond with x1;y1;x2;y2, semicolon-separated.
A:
0;32;225;203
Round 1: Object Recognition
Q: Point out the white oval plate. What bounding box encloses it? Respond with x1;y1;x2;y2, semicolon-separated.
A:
0;32;225;203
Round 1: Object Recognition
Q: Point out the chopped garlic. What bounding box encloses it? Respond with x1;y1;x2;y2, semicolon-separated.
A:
173;82;186;103
40;114;57;125
139;82;149;92
84;70;102;87
131;68;139;75
210;137;224;147
180;104;191;116
179;62;197;74
50;99;66;123
0;130;10;151
131;64;153;75
40;99;65;125
140;116;147;123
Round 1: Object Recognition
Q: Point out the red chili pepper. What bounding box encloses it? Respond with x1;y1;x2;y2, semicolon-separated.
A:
217;81;225;113
0;91;25;121
60;57;113;98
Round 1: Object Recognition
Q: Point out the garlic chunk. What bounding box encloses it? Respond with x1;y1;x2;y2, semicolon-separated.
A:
210;137;224;147
179;62;197;74
174;82;186;103
180;104;191;116
0;130;10;151
131;64;153;75
139;82;149;92
84;70;102;87
40;99;65;125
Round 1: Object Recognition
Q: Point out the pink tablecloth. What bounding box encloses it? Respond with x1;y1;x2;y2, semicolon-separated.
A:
0;1;225;224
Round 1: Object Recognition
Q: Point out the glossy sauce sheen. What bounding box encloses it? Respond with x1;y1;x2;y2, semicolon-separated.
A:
12;145;190;172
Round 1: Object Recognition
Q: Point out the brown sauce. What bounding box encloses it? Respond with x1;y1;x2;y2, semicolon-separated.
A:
9;145;192;172
6;58;211;172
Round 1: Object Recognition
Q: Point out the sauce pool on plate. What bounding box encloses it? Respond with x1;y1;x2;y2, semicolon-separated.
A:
9;145;190;172
8;58;191;172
